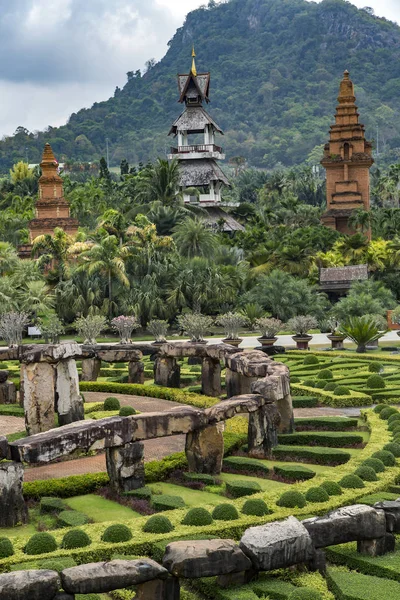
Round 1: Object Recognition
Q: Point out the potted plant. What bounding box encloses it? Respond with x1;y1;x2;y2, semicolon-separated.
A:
38;315;65;344
340;315;383;353
364;314;388;349
73;314;107;345
287;315;318;350
217;312;247;347
111;315;140;344
177;312;213;343
255;317;282;348
325;317;347;350
148;319;169;346
0;312;29;348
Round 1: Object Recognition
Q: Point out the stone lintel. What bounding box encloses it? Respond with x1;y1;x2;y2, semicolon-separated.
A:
158;342;239;360
19;342;82;364
205;394;265;423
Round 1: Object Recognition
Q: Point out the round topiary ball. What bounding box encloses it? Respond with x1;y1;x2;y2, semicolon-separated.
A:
305;487;329;503
103;397;121;411
369;362;383;373
374;403;388;414
339;474;365;489
355;466;378;482
101;524;132;543
388;413;400;424
367;374;386;389
119;405;136;417
380;407;398;420
290;376;300;383
391;424;400;435
61;529;91;549
288;589;324;600
276;491;306;508
142;515;174;533
0;538;13;558
212;504;239;521
324;382;337;391
181;508;213;526
303;379;315;388
24;533;57;555
362;458;386;473
314;380;328;389
320;480;342;496
241;499;270;516
372;450;396;466
303;355;319;365
317;369;333;380
334;386;351;396
384;442;400;458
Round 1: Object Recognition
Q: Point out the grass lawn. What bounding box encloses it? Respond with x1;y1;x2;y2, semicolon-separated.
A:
65;494;141;521
149;482;224;506
0;523;37;540
250;458;337;475
219;472;289;492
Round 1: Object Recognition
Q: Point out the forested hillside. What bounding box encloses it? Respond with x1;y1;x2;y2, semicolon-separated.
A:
1;0;400;171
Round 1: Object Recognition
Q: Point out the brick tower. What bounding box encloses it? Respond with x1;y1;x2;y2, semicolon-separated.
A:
321;71;374;236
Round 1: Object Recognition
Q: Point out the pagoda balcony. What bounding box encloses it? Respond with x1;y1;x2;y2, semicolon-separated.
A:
169;143;224;157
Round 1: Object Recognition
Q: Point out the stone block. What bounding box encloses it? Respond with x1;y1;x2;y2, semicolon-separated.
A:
61;559;167;594
0;569;60;600
136;576;180;599
357;533;395;557
201;357;221;397
128;360;145;384
217;569;258;588
0;461;27;527
163;539;251;578
0;436;8;459
56;359;84;426
106;441;145;492
21;362;56;435
275;394;294;433
225;351;270;377
154;356;180;387
239;516;314;571
248;404;280;458
374;501;400;533
81;358;101;381
225;368;257;398
19;342;82;364
96;347;143;363
308;548;327;574
303;504;386;548
205;394;264;424
0;380;17;404
185;423;224;474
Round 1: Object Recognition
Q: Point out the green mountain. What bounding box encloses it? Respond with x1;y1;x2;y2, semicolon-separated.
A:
2;0;400;171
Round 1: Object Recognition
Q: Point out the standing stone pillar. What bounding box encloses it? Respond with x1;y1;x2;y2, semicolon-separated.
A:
136;577;180;600
248;404;281;459
21;362;56;435
202;357;221;397
225;368;257;399
154;357;180;388
106;441;145;492
128;360;145;384
0;370;16;404
56;358;84;426
276;393;294;434
0;462;27;527
81;358;101;382
185;423;224;475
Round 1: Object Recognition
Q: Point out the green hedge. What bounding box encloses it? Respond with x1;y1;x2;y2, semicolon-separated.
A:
223;456;270;475
291;396;319;408
273;464;316;481
326;567;400;600
278;431;364;448
326;542;400;582
151;495;185;511
225;480;262;498
294;417;358;431
273;445;351;465
0;405;24;417
290;384;372;407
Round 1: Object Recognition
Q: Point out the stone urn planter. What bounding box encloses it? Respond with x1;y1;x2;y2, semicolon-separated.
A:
292;334;313;350
222;337;243;348
257;336;278;349
327;334;347;350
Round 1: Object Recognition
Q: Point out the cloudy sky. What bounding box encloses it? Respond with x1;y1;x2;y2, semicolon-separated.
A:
0;0;399;138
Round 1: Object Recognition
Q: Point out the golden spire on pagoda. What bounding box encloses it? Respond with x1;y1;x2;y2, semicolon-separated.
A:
338;69;355;103
191;46;197;77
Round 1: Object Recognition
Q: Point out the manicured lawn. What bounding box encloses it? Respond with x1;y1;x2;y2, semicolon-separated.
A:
0;523;37;540
149;482;224;506
65;494;141;521
219;472;289;491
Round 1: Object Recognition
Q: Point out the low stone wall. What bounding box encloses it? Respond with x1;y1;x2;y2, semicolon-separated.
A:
1;502;398;599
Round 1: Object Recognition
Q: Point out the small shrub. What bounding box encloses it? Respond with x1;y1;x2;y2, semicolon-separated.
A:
355;465;378;481
388;412;400;424
61;529;91;549
101;524;132;543
182;508;213;526
303;379;315;388
274;465;316;481
124;486;152;500
223;456;269;475
334;386;351;396
225;480;262;498
276;491;306;508
380;407;398;420
241;499;269;516
183;473;216;485
0;538;13;558
384;442;400;458
339;474;365;489
291;376;300;383
143;515;174;533
40;497;65;514
372;450;396;466
305;487;329;503
303;355;319;365
374;403;388;413
25;532;57;555
369;362;383;373
317;369;333;380
362;458;386;473
288;589;323;600
103;397;121;410
324;382;337;391
314;380;328;389
39;557;77;571
119;405;136;416
367;374;386;389
151;495;185;511
57;510;89;528
212;503;239;521
320;480;342;496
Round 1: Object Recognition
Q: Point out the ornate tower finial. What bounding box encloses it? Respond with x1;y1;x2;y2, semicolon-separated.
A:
191;46;197;77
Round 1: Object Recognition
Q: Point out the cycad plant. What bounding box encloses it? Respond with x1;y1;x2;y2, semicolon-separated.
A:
340;315;383;353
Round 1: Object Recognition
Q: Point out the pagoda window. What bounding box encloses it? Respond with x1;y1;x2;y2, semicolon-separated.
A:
344;143;350;161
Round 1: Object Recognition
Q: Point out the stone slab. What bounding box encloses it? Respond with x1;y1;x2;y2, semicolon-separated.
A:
205;395;265;424
19;342;82;364
0;569;60;600
158;342;238;360
374;501;400;533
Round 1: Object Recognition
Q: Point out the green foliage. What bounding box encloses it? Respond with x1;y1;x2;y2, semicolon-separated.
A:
119;405;136;416
334;386;351;396
366;374;386;389
361;458;386;473
354;466;378;482
23;473;110;499
320;480;342;496
292;396;318;408
151;494;185;511
212;504;239;521
273;464;316;481
0;538;14;558
225;480;262;498
103;397;121;410
142;515;174;533
324;382;337;391
383;442;400;457
288;590;323;600
372;449;396;466
61;529;92;549
302;380;315;388
57;510;89;528
124;486;152;500
273;445;351;465
40;497;65;513
317;369;333;380
380;407;398;420
24;533;57;555
305;487;329;503
314;380;328;389
101;524;132;543
241;499;269;516
374;403;389;413
181;508;213;526
327;567;400;600
339;474;365;489
276;491;307;508
39;557;77;571
183;473;216;485
278;431;363;448
340;316;382;353
303;355;319;365
369;362;383;373
223;456;269;475
294;417;358;431
387;412;400;425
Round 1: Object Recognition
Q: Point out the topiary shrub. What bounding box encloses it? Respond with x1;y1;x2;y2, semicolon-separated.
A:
291;376;300;383
314;380;328;389
151;494;185;511
388;418;400;431
388;412;400;424
40;497;65;514
101;524;132;543
362;458;386;473
124;486;152;500
303;379;315;388
225;480;262;498
143;515;174;533
374;403;388;414
339;474;365;489
288;589;323;600
0;538;13;558
384;442;400;458
303;355;319;365
355;465;378;482
39;557;77;571
25;532;57;555
183;473;216;485
324;382;337;391
241;498;270;516
212;504;239;521
317;369;333;380
61;529;91;549
274;465;315;481
181;508;213;526
380;407;398;420
305;487;329;503
119;405;136;416
57;510;89;528
369;362;383;373
103;397;121;411
334;386;351;396
276;491;306;508
372;450;396;466
320;480;342;496
367;374;386;389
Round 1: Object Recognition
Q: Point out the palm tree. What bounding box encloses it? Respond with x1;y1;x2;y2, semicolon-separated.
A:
172;217;218;259
340;316;383;353
0;242;18;276
97;209;126;245
348;209;372;234
333;233;369;264
19;281;55;318
135;159;181;205
31;227;74;281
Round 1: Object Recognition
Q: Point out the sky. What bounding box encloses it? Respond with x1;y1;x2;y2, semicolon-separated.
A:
0;0;399;139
